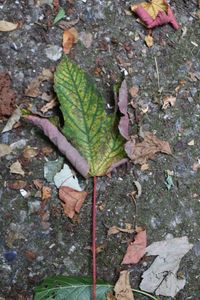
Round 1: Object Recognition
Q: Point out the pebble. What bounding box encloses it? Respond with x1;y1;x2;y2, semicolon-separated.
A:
4;250;17;262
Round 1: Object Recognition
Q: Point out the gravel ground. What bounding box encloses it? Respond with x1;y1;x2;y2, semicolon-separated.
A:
0;0;200;299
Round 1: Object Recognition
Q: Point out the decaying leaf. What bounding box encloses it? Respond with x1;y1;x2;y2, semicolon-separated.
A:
0;72;16;118
58;186;87;218
107;225;134;236
125;132;172;165
25;68;53;98
10;160;25;176
54;163;82;190
42;186;52;201
40;98;58;113
114;270;134;300
8;180;27;190
2;108;21;133
0;20;19;32
162;95;176;109
23;146;39;159
62;27;78;54
140;236;193;297
0;143;12;157
122;229;146;264
145;34;154;47
131;0;179;29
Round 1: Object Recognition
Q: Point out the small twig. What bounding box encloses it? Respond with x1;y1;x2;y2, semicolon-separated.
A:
154;57;160;91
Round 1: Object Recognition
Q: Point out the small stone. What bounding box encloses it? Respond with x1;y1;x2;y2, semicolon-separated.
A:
28;200;41;214
45;45;62;61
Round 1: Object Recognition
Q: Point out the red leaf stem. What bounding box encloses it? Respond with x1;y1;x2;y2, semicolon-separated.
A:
92;176;97;300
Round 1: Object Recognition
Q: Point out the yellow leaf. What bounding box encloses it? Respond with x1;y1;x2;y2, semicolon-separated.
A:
132;0;168;20
114;271;134;300
145;34;154;47
0;20;18;32
62;27;78;54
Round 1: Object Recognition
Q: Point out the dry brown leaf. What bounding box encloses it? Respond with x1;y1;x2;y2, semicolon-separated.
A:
145;34;154;47
0;20;19;32
162;95;176;109
42;186;52;201
59;186;87;218
0;72;16;118
106;292;116;300
122;229;147;264
41;146;53;156
23;146;39;159
40;98;58;113
10;161;25;176
0;143;12;157
8;180;27;190
108;226;135;236
2;108;21;133
114;270;134;300
62;27;78;54
129;85;139;98
125;132;172;165
33;179;44;190
25;68;53;98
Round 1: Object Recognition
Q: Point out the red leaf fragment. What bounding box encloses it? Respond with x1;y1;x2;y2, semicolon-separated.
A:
118;80;129;140
122;229;147;264
59;186;87;218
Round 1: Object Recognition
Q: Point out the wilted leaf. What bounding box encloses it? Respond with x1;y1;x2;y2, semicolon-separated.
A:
140;236;193;297
162;95;176;109
145;34;154;47
54;57;126;176
0;143;12;157
2;108;21;133
0;20;19;32
122;229;146;264
59;186;87;218
34;276;112;300
10;161;25;176
108;226;134;236
28;116;89;178
54;163;82;190
114;270;134;300
62;27;78;54
53;7;65;25
131;0;179;29
125;132;172;165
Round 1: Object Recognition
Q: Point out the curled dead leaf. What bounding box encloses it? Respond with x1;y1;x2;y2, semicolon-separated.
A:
8;180;27;190
40;98;58;113
59;186;87;218
125;132;172;165
42;186;52;201
129;85;139;98
23;146;39;159
62;27;78;54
